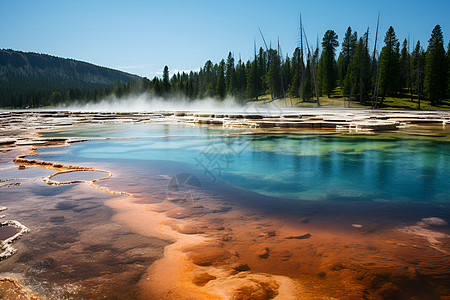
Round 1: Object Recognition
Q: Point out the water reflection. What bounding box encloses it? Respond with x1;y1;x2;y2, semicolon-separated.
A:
34;126;450;203
1;123;449;298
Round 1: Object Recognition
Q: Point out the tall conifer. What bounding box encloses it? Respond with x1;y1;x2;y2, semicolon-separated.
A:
424;25;447;104
319;30;339;97
377;26;400;107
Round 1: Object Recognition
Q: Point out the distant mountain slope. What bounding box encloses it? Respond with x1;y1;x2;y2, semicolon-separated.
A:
0;49;141;108
0;49;140;85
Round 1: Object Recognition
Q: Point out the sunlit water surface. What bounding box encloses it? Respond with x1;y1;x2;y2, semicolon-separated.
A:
1;123;450;299
39;123;450;203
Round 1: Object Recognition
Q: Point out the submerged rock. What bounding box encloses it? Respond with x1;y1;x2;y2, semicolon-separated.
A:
278;250;293;261
186;245;232;266
232;263;251;272
191;271;217;287
207;273;280;300
417;217;448;227
257;247;269;259
285;233;311;240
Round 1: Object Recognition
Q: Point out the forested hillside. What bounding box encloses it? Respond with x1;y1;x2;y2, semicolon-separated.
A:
0;49;140;108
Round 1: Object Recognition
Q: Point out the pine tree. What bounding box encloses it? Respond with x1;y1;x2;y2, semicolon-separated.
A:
446;40;450;98
338;27;357;95
283;55;291;97
411;41;425;99
424;25;447;105
377;26;400;107
139;77;151;93
246;59;259;100
319;30;339;97
235;58;247;101
162;65;170;95
202;60;214;97
257;47;267;94
290;47;301;98
350;35;371;103
225;52;236;96
216;59;226;99
357;31;371;103
304;52;313;100
266;49;282;99
399;39;410;93
152;78;163;96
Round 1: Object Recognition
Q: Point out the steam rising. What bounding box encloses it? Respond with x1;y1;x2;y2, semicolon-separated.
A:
56;93;286;114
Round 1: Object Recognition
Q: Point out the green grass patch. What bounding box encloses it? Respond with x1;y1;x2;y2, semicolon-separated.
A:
249;90;450;110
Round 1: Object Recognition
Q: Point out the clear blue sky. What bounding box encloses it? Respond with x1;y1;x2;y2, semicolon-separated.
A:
1;0;449;78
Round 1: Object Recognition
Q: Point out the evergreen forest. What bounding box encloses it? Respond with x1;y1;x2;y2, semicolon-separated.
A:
1;24;450;110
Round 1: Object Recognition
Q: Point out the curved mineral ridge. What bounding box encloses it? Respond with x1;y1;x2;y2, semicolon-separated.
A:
13;148;133;197
0;207;30;261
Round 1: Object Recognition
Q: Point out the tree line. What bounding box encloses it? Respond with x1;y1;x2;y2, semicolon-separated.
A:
2;24;449;109
0;80;117;108
118;23;448;109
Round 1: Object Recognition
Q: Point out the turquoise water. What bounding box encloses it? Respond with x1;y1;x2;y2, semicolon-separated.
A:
37;124;450;203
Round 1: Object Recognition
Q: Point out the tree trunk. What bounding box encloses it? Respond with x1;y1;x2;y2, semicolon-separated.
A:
371;13;380;109
349;67;354;108
417;57;420;109
313;63;320;107
378;89;386;108
359;53;363;104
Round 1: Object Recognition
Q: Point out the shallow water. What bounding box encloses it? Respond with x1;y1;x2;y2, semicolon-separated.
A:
37;123;450;203
1;123;450;299
50;170;108;182
0;226;17;240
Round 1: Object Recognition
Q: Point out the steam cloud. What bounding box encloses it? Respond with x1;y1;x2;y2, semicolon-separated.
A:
55;93;287;114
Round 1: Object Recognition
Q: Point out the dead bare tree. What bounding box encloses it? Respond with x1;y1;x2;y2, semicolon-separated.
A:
417;48;421;109
278;37;288;107
258;27;269;52
300;14;306;102
348;55;354;108
360;28;369;104
371;13;380;109
408;35;414;102
302;24;320;107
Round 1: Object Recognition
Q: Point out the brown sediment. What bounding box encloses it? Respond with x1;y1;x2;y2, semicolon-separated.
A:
8;145;298;299
6;142;450;299
100;164;450;299
107;197;300;299
1;111;450;298
1;150;169;298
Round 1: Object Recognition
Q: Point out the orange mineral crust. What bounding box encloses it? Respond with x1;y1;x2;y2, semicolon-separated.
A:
0;113;449;299
100;161;450;299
